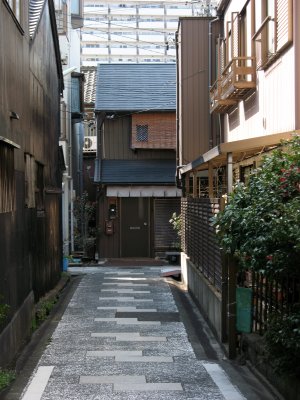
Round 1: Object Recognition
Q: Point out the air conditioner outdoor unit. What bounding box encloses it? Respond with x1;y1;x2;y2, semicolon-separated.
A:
83;136;97;152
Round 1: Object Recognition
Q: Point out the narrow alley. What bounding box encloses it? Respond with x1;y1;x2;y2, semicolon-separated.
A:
5;265;278;400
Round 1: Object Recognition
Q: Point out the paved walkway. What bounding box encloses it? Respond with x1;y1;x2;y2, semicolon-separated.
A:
17;266;275;400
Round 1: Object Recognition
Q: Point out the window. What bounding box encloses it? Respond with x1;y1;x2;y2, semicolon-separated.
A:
55;2;68;34
0;142;15;213
24;156;44;210
136;125;148;142
71;0;83;28
253;0;293;69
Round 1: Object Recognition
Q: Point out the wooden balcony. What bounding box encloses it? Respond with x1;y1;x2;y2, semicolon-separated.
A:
210;79;237;114
210;56;256;114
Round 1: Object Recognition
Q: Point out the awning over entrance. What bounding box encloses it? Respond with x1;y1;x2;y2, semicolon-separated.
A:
180;130;299;175
106;185;182;197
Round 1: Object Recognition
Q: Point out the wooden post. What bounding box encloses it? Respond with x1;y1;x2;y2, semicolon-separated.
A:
185;173;190;196
208;162;214;198
193;173;197;198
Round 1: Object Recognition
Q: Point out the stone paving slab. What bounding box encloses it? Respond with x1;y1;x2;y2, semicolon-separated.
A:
91;332;167;342
101;283;149;286
114;382;183;391
99;297;154;301
94;317;161;325
19;266;250;400
80;375;146;384
97;307;157;312
100;289;151;293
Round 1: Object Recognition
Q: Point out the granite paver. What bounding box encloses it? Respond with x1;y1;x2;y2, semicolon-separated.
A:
20;266;250;400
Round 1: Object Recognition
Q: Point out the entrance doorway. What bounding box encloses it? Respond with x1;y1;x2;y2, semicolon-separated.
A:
121;198;150;257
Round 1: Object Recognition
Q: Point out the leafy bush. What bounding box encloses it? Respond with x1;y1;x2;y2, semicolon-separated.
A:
264;306;300;377
213;136;300;374
0;369;15;391
73;191;97;255
213;136;300;278
169;212;182;250
0;303;9;325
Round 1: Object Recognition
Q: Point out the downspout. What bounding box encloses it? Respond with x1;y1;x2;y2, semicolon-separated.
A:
295;0;300;130
175;30;180;175
208;17;219;149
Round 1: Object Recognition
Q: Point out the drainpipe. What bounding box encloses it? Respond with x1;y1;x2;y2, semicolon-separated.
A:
295;0;300;130
227;152;233;194
208;17;219;149
175;30;180;171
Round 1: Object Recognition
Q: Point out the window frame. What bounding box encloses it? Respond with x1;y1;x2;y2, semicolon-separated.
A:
252;0;293;70
0;142;15;214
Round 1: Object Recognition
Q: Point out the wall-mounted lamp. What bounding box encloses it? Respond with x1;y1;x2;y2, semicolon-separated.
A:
10;111;19;120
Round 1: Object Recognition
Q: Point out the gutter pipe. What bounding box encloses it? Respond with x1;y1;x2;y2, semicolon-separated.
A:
208;17;220;148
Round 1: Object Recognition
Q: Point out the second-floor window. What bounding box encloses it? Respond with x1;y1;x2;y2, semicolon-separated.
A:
253;0;293;69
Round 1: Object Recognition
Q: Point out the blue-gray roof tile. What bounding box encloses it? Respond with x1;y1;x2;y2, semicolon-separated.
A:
95;159;176;184
95;64;176;112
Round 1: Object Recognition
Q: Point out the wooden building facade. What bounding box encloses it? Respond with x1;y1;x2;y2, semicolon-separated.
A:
94;64;181;259
0;0;63;367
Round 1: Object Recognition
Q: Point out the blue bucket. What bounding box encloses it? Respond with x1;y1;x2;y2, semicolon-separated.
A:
63;257;68;271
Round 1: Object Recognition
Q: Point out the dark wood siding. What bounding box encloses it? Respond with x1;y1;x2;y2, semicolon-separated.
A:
0;1;62;367
101;116;175;160
98;195;121;258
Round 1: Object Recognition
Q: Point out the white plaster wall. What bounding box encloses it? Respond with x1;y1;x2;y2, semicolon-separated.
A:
225;47;295;142
221;0;295;142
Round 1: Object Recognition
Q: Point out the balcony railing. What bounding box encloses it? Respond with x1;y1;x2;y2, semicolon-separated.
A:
210;56;256;113
210;78;237;114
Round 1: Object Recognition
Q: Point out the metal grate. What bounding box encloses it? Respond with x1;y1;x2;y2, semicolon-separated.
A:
250;272;300;335
136;125;148;142
181;197;222;291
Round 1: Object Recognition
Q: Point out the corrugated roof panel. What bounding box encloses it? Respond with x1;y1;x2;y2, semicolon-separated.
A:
97;159;176;184
95;64;176;112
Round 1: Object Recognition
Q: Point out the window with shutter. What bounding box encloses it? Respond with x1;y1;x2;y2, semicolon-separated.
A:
253;0;293;69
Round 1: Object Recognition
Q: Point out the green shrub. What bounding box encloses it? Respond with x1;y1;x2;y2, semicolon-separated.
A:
213;135;300;278
0;303;9;325
36;299;56;322
0;369;15;391
265;306;300;377
213;136;300;374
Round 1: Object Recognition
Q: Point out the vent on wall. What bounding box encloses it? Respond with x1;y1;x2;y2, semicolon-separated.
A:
83;136;97;152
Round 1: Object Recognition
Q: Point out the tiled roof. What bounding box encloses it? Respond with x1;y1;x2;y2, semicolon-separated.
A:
29;0;45;38
95;64;176;112
82;67;97;104
95;159;176;184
